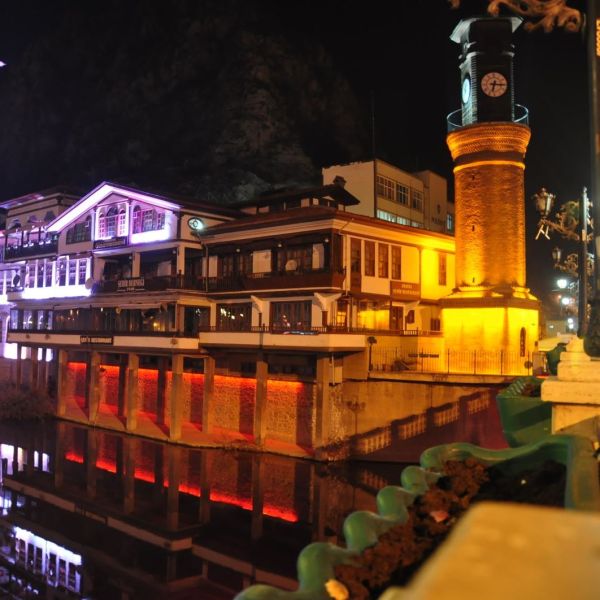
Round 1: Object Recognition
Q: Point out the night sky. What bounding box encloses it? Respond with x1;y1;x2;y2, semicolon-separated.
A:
0;0;591;304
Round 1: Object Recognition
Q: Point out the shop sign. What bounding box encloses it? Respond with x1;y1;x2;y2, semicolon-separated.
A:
390;281;421;301
80;335;114;345
117;277;145;291
94;236;128;249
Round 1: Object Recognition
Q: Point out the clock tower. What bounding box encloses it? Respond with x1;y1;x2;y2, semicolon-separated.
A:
441;16;539;375
452;16;521;126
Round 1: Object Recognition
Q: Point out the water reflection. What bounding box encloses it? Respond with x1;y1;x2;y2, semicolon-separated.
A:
0;420;408;598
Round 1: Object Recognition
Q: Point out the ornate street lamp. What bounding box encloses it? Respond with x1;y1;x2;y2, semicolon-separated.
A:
552;246;562;264
533;187;593;336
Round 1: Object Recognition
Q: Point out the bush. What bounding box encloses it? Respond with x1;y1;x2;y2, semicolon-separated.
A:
0;383;54;420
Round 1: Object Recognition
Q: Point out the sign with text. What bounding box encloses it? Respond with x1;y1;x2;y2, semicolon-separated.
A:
390;281;421;301
117;277;145;291
80;335;114;345
94;236;128;250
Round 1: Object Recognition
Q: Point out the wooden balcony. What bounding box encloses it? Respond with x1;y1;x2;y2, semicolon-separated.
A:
204;268;346;293
93;269;345;295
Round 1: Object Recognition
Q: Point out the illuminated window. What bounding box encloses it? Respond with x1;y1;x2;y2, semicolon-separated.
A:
105;207;118;237
132;205;142;233
376;176;395;200
391;246;402;280
438;253;447;286
378;243;388;278
396;183;409;205
271;301;311;331
447;213;454;233
217;303;251;331
118;208;127;236
411;189;423;211
277;246;312;272
68;260;77;286
66;216;91;244
364;241;375;276
390;306;404;330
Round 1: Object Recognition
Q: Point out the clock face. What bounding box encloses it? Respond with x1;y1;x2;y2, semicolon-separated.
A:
461;76;471;104
188;217;204;231
481;72;508;97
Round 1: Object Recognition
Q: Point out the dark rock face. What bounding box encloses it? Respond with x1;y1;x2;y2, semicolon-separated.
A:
0;0;368;203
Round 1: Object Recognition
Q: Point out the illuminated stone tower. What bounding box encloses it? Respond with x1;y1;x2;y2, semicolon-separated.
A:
441;17;539;372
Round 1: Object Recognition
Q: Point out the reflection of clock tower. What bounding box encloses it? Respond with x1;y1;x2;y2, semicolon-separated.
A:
441;16;539;374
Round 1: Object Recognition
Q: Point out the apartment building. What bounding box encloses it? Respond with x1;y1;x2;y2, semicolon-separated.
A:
322;159;455;234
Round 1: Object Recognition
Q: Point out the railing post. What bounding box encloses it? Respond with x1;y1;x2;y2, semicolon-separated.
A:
447;348;450;374
500;349;504;376
473;350;477;375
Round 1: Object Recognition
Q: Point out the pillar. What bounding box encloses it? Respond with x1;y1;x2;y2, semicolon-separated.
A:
202;356;215;433
253;353;268;445
122;437;136;515
30;347;39;390
131;252;140;278
56;350;69;416
157;356;168;426
54;421;67;488
38;349;48;394
15;343;22;386
169;354;183;441
126;353;139;432
86;429;98;499
166;445;181;530
314;355;331;452
312;466;331;542
199;451;211;525
251;454;264;541
86;351;101;422
117;354;127;419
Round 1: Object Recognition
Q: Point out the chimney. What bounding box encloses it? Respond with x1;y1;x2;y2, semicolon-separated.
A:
333;175;346;188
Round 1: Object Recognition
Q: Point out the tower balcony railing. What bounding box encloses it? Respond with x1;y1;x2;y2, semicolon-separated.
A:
446;104;529;132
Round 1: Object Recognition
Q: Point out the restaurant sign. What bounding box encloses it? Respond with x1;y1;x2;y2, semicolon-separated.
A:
94;236;128;250
80;335;114;345
390;281;421;301
117;277;145;291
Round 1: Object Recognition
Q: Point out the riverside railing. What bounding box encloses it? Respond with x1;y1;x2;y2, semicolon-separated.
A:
370;346;541;376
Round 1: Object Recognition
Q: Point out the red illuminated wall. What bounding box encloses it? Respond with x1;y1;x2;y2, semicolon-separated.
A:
265;380;314;446
100;365;119;409
66;362;87;407
213;375;256;435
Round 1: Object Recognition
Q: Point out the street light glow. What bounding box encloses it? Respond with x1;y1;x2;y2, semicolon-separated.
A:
557;278;569;289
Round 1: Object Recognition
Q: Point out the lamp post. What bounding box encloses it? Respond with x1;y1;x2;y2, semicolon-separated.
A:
534;187;592;336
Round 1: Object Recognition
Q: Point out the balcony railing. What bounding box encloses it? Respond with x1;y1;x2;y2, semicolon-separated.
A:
9;327;193;338
446;104;529;132
370;346;534;376
198;325;442;336
94;268;346;294
4;238;59;262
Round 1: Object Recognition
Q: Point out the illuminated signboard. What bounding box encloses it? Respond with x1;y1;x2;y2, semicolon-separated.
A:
80;335;114;345
390;281;421;301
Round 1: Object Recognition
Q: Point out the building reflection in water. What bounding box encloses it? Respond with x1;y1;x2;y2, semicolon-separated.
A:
0;420;405;598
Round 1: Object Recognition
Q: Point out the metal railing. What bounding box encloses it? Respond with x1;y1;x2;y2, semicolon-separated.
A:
446;104;529;132
197;325;442;336
370;346;539;376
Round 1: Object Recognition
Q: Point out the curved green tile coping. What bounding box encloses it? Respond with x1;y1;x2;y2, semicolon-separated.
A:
495;376;552;447
234;434;599;600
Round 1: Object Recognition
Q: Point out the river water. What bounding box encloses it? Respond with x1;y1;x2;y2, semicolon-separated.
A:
0;396;505;599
